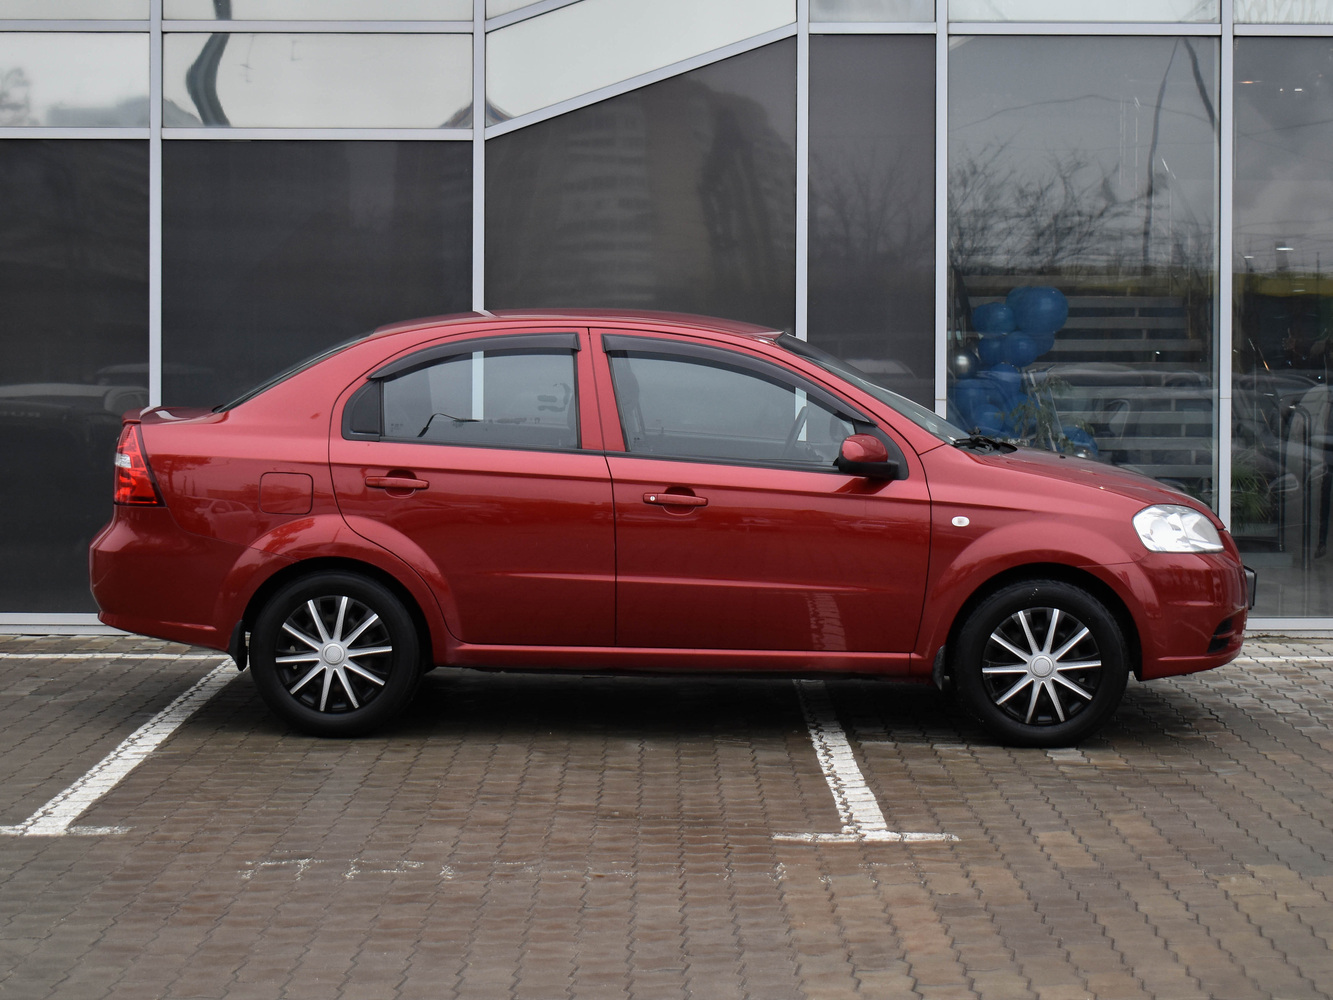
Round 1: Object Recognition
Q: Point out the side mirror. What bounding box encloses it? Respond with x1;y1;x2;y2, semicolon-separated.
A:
835;433;900;480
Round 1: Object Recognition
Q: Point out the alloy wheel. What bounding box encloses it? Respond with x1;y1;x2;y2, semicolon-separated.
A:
979;606;1103;726
273;594;394;714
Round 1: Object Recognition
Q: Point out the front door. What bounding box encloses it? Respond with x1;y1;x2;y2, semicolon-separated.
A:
599;336;931;653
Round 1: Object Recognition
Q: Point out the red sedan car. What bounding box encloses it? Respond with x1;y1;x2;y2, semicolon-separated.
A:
90;311;1253;745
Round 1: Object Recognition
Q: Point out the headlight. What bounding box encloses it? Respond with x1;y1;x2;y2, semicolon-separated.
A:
1133;504;1224;553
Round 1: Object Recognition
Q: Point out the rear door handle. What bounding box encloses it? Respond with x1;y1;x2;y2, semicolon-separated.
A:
366;476;429;491
643;492;707;508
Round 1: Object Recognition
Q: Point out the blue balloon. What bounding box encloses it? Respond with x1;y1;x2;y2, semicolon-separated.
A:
1028;328;1056;357
1005;286;1033;313
976;337;1005;367
952;378;989;422
983;365;1023;406
1012;286;1069;335
1003;332;1040;369
972;302;1016;335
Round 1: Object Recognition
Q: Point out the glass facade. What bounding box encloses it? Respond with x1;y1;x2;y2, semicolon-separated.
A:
163;141;472;408
808;34;934;406
0;34;149;128
487;41;796;333
485;0;793;122
1233;38;1333;615
2;5;1333;626
0;141;148;613
162;34;472;129
949;36;1218;501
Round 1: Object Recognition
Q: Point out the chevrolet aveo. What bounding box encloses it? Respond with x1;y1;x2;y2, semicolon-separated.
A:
90;311;1254;746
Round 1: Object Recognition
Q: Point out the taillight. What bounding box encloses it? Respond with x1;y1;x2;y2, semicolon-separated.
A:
113;424;163;506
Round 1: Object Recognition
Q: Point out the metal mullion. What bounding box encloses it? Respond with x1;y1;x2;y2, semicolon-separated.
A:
1234;22;1333;35
149;0;162;407
948;21;1222;34
161;20;472;31
810;21;936;33
160;128;472;140
0;19;147;29
474;0;486;311
485;22;798;138
1249;617;1333;631
1218;0;1234;526
484;0;581;31
796;0;809;341
0;128;149;139
935;2;948;418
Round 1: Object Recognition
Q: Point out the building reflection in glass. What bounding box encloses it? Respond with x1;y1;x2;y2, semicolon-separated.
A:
1234;38;1333;615
948;36;1219;507
487;41;797;334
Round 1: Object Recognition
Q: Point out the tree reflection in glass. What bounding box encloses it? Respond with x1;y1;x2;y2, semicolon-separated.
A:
948;36;1219;508
1233;38;1333;614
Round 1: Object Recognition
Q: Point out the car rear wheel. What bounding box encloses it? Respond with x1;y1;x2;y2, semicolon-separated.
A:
249;572;421;736
952;580;1128;747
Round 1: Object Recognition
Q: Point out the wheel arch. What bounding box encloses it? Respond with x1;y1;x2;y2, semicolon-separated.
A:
237;557;436;673
933;562;1143;686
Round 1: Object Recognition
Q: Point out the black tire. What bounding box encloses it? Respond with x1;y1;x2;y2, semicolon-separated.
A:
951;580;1129;747
249;572;422;736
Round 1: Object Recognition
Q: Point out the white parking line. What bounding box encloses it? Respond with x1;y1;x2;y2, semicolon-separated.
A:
0;660;235;837
0;652;222;660
774;679;957;845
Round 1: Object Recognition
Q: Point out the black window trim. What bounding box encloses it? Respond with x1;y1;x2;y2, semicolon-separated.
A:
370;332;581;381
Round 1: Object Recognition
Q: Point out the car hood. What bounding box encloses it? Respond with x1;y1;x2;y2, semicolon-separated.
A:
963;444;1215;517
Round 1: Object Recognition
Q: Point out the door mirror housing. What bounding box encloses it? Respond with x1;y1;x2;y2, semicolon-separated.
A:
835;433;900;480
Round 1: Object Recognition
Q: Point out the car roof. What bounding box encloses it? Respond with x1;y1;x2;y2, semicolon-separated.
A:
370;309;785;343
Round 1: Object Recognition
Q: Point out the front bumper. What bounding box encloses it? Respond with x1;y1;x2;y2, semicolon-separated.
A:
1127;552;1252;681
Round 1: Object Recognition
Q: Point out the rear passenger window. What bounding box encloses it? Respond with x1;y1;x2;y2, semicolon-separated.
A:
381;349;578;450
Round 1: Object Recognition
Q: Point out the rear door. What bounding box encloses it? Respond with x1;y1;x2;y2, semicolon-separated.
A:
596;332;931;653
330;329;615;647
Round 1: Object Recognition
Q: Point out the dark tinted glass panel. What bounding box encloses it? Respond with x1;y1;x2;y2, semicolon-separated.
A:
1233;39;1333;614
949;37;1218;504
383;349;579;450
0;140;148;612
486;40;796;334
163;141;471;406
808;34;934;406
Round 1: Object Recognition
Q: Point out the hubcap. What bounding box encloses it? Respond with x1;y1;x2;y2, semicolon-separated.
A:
980;607;1102;726
273;595;393;714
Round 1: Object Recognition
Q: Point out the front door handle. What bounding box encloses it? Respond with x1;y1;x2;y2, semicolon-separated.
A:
366;476;429;491
643;492;707;508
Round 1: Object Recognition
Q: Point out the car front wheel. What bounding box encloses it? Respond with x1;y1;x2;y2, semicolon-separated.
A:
249;572;422;736
952;580;1129;747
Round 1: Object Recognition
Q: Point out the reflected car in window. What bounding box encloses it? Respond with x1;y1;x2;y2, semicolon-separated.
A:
89;311;1254;745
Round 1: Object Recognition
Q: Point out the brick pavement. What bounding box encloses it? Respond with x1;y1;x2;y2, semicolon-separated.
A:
0;633;1332;999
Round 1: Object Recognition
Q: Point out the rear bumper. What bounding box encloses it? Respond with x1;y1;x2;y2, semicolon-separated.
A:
89;506;248;651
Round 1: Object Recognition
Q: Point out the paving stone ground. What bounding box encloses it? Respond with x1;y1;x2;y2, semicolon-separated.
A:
1;633;1332;999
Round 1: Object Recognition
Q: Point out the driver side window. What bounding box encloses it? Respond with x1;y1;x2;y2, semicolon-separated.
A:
609;352;853;467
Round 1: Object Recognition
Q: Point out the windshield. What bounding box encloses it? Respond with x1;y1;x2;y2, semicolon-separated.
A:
776;334;965;442
214;334;368;412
